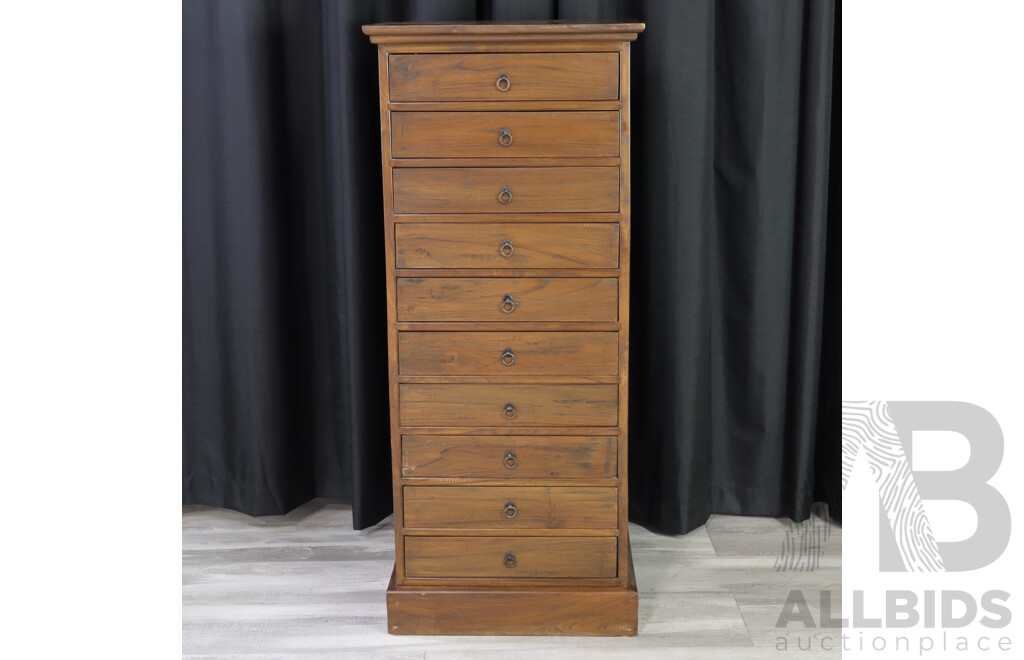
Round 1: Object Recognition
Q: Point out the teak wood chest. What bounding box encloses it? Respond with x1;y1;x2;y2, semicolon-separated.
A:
362;21;644;636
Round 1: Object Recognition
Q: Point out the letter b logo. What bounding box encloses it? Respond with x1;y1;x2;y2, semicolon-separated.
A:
843;401;1010;572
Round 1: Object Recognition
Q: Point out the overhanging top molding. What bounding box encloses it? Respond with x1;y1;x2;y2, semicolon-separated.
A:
362;21;645;44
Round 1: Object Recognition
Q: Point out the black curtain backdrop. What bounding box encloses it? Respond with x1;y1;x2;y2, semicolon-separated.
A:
183;0;840;533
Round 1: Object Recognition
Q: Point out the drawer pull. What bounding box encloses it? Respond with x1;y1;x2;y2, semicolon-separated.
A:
499;239;514;257
504;501;518;519
503;402;517;419
498;127;513;146
496;72;511;92
504;551;517;569
501;294;516;314
501;347;516;366
504;450;518;469
498;185;513;205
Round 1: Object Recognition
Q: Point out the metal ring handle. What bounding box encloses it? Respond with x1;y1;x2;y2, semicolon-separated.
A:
498;128;513;146
499;239;514;257
503;402;517;419
496;73;511;92
504;501;518;519
504;450;518;469
504;551;516;568
501;294;515;314
501;348;515;366
498;186;512;205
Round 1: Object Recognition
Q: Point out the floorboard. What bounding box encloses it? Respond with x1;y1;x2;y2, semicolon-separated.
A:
183;499;841;658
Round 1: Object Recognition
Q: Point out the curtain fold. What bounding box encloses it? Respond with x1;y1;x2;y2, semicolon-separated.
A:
183;0;840;533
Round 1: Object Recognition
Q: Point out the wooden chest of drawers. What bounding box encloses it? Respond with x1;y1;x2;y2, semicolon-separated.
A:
363;21;644;636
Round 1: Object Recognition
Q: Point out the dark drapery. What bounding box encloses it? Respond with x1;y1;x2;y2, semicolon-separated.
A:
183;0;840;533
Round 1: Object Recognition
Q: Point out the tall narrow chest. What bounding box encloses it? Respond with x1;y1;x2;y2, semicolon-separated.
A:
362;21;644;636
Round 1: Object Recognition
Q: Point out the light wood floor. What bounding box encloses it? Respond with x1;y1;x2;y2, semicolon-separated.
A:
183;499;841;658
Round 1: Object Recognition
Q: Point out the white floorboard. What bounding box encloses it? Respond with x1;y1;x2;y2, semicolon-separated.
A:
183;499;841;658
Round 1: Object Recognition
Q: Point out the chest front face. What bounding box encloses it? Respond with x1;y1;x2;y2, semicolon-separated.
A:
363;20;643;636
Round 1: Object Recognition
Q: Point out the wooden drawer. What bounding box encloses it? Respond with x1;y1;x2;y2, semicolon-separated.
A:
398;383;618;427
397;277;617;322
388;53;619;102
391;112;619;158
405;537;617;579
392;167;619;214
398;332;618;376
395;223;619;269
404;486;618;529
402;435;617;479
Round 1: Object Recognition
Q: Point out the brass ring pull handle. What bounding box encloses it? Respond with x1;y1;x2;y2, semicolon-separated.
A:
499;239;514;257
498;186;512;204
503;402;517;420
504;450;518;469
501;294;515;314
498;128;513;146
496;72;511;92
504;551;516;568
504;501;518;519
501;348;516;366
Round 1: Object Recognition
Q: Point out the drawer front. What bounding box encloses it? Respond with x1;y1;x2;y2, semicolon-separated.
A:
399;383;618;427
405;536;617;579
395;223;619;269
391;112;619;158
404;486;618;529
392;167;619;214
397;277;617;322
398;332;618;376
402;435;617;479
389;53;619;102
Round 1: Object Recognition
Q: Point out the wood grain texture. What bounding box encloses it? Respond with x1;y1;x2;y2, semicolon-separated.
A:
388;552;637;636
398;376;619;385
392;157;621;168
396;269;621;279
398;331;618;376
384;42;626;53
397;425;620;436
399;383;617;427
388;53;618;102
405;536;617;578
392;167;619;214
402;526;619;537
391;112;619;158
390;101;622;113
395;223;618;269
390;102;622;114
363;22;645;38
402;435;616;479
615;40;632;588
397;277;618;322
375;45;409;585
404;486;618;530
396;322;620;333
375;35;635;46
391;212;622;223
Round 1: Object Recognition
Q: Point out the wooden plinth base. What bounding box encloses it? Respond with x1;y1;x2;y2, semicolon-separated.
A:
386;547;638;636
